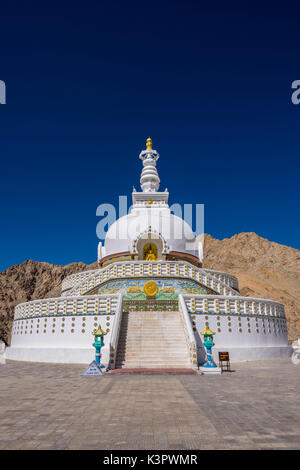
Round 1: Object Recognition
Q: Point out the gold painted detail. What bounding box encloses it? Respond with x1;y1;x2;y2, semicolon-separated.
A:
146;250;156;260
161;281;174;293
201;326;215;336
143;281;159;297
146;137;152;149
143;243;157;260
127;281;141;293
93;325;108;336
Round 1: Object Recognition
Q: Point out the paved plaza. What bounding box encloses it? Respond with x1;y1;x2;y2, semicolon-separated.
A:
0;358;299;450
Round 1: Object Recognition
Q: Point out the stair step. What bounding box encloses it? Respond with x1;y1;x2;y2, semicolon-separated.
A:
116;366;191;370
116;361;191;365
117;349;189;353
115;310;192;370
117;352;190;357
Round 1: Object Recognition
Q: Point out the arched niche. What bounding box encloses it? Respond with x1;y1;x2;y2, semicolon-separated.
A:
131;227;169;261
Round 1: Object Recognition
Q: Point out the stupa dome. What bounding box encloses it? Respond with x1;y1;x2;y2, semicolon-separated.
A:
100;138;199;265
104;210;197;259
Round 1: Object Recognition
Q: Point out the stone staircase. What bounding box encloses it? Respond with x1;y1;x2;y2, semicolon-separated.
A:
115;311;191;369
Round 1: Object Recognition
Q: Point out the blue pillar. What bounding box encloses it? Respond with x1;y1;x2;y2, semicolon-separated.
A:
200;326;221;374
92;325;107;368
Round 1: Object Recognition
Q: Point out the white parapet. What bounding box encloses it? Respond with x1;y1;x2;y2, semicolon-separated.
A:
183;294;286;318
14;294;120;320
178;294;198;368
107;293;123;369
182;295;289;363
0;341;6;364
291;338;300;365
61;260;240;298
7;294;121;366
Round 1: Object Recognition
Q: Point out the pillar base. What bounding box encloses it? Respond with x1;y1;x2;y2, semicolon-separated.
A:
199;366;222;375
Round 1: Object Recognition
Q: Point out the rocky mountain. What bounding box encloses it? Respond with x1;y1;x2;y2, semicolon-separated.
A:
0;259;98;345
201;232;300;342
0;232;299;344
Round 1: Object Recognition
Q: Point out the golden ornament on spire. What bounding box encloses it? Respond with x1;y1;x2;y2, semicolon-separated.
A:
146;137;152;149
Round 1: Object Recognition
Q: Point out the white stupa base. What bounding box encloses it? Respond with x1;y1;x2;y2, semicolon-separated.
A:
200;366;222;375
0;341;6;364
5;346;110;366
208;346;292;363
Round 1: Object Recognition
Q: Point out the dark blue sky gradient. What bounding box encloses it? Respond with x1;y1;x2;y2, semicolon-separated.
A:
1;1;300;270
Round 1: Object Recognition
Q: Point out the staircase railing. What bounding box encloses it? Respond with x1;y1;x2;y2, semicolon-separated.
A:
178;294;198;369
108;293;123;369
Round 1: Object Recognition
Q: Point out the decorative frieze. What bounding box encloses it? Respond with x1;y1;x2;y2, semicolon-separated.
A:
62;260;240;298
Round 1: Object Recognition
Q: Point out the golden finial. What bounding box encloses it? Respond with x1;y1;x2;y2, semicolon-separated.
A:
92;325;107;336
201;326;215;336
146;137;152;150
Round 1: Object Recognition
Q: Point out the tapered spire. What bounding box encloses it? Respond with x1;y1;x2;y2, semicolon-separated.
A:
139;137;160;192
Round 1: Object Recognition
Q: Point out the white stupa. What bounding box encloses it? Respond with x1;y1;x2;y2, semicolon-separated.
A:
6;138;291;367
101;137;198;265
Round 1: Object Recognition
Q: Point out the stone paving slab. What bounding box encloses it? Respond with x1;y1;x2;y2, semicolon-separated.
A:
109;368;196;374
0;358;299;449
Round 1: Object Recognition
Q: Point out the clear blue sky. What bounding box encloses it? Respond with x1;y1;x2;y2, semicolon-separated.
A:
1;1;300;271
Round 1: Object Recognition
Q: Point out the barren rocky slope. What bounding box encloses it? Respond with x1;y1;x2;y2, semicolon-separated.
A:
201;232;300;342
0;232;299;344
0;259;98;345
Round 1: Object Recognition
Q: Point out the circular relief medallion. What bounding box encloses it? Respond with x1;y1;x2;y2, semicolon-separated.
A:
143;281;159;297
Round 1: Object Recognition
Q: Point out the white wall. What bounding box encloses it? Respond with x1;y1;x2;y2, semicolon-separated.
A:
8;314;114;365
191;312;290;363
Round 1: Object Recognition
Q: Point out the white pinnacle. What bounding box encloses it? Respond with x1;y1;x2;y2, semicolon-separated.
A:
139;137;160;192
